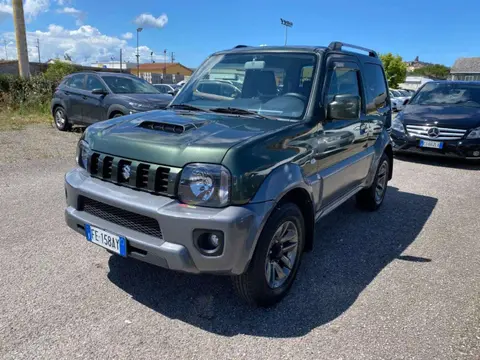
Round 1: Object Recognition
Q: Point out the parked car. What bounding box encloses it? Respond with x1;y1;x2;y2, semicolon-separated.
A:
153;83;176;96
391;81;480;160
51;72;173;131
194;79;242;99
64;42;393;306
389;90;406;112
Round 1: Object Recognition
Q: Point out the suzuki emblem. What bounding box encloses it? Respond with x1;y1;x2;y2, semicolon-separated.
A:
122;164;131;180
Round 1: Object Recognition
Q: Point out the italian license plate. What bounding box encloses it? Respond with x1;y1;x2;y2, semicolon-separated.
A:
419;140;443;149
85;224;127;256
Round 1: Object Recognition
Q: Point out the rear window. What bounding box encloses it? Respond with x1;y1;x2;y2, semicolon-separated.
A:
363;63;388;112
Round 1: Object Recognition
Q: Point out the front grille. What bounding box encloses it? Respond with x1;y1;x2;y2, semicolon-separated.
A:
87;152;179;196
80;197;162;238
406;125;467;141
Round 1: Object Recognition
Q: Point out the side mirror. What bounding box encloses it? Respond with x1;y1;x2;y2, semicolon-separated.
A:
403;99;409;105
92;88;107;95
167;90;175;96
327;94;361;120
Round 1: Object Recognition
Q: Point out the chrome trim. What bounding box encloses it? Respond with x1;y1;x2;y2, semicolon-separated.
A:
406;125;466;141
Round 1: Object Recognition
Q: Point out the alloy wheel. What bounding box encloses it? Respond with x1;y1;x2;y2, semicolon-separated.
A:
375;161;388;204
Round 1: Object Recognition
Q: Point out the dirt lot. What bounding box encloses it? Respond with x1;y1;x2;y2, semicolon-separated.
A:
0;125;479;359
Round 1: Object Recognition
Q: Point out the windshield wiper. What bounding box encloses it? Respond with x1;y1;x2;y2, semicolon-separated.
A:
209;107;271;119
168;104;209;112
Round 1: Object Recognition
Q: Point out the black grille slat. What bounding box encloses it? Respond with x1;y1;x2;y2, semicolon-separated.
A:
88;152;177;196
81;197;162;238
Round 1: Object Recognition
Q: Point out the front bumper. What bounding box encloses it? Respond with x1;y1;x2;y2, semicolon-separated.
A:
65;168;274;275
391;130;480;159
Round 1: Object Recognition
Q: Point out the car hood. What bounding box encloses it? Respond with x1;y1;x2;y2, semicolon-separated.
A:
118;93;172;104
85;110;291;167
402;104;480;129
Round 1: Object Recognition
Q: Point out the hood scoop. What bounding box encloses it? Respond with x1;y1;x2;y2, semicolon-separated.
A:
138;120;201;134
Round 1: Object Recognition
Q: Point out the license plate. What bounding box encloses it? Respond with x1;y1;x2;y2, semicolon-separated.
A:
419;140;443;149
85;224;127;257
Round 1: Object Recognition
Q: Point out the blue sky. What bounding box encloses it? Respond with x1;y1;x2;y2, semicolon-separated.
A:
0;0;479;67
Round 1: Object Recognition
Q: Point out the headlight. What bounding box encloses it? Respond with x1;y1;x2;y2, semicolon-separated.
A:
75;140;90;169
128;102;153;110
178;164;230;208
466;127;480;139
391;117;405;133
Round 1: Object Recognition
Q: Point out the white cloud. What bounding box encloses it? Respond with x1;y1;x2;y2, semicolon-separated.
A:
1;23;171;65
122;32;133;40
57;6;86;25
134;13;168;29
56;0;70;5
0;0;50;23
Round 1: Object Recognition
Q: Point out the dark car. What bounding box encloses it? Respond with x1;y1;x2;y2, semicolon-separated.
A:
51;72;173;131
391;81;480;160
64;42;393;306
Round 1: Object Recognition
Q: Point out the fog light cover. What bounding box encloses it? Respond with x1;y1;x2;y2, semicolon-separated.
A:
193;229;224;256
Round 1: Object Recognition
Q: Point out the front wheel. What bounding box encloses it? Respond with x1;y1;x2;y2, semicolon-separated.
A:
356;153;390;211
232;203;305;307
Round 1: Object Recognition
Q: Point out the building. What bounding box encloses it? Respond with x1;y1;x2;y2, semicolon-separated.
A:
398;76;433;90
449;57;480;81
91;61;136;70
405;56;432;72
132;62;193;84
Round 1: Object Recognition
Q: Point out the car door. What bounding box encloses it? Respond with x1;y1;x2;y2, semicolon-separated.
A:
361;62;391;146
83;75;109;124
63;74;86;123
316;57;371;208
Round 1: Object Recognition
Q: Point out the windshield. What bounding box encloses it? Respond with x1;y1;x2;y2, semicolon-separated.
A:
170;52;317;119
409;82;480;107
391;90;401;97
102;76;160;94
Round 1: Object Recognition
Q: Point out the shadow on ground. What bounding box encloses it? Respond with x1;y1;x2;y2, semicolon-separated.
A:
394;153;480;171
107;186;437;338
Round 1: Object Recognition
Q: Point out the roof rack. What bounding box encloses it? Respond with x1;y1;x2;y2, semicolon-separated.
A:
328;41;378;58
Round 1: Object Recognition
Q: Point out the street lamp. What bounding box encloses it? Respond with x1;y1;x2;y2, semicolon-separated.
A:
136;27;143;77
280;18;293;46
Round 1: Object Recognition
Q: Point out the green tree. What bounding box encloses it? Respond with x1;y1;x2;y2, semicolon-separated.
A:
43;60;77;82
379;53;407;89
411;64;450;80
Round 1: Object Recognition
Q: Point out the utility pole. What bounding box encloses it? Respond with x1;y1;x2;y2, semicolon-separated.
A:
136;27;143;77
36;38;41;63
119;48;122;72
171;52;175;63
3;39;7;60
163;49;167;77
12;0;30;77
280;18;293;46
150;51;154;63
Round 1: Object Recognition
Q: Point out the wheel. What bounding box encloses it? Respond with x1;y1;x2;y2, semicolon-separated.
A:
53;106;71;131
356;153;390;211
232;202;305;307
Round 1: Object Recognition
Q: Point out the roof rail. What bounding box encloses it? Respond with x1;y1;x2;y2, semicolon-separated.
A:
328;41;378;58
234;45;249;48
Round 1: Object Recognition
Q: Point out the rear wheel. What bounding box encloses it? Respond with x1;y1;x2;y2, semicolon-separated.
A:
356;153;390;211
53;106;71;131
232;203;305;307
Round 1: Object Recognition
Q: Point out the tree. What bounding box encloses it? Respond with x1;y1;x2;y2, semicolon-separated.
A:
43;60;77;82
411;64;450;80
379;53;407;89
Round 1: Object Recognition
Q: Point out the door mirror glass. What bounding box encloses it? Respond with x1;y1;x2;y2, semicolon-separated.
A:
167;90;175;95
92;88;107;95
327;94;361;120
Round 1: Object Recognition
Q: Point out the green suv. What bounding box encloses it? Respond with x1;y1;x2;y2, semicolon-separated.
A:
65;42;393;306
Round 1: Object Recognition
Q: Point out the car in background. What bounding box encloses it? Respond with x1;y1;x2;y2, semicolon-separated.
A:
391;81;480;160
153;83;176;96
51;72;172;131
194;79;242;99
389;90;407;112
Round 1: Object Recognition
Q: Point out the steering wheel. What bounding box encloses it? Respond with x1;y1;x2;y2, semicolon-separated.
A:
282;92;307;102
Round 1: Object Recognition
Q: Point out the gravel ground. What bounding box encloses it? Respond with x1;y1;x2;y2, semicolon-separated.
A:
0;125;479;360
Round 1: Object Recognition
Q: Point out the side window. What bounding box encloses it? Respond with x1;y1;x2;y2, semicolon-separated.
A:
85;75;105;91
326;67;361;104
363;63;388;112
66;74;85;90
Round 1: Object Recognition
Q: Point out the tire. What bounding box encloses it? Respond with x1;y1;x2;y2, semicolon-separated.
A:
112;113;124;118
232;202;305;307
356;153;390;211
53;106;71;131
